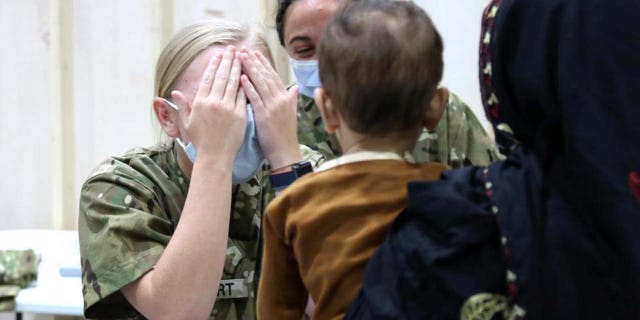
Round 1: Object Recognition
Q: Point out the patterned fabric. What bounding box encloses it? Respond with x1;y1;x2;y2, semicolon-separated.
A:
296;93;341;159
478;0;518;156
78;142;324;319
478;0;520;314
296;91;501;168
480;0;640;317
0;250;39;312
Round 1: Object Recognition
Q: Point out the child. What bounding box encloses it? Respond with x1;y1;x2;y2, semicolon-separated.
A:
257;1;449;319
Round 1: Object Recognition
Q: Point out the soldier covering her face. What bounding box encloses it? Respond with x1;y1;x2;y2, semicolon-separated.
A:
78;19;324;320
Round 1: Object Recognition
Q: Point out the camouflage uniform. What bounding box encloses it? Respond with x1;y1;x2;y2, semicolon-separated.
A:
78;142;324;320
0;250;39;311
296;90;502;168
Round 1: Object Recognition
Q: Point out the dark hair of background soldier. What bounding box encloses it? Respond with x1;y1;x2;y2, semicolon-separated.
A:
276;0;298;46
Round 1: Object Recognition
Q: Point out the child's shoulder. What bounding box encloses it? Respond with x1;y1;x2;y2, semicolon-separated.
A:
372;161;447;185
265;169;336;209
275;167;344;200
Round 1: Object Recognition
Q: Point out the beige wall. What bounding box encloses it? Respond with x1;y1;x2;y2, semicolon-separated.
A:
0;0;286;234
0;0;54;230
0;0;490;234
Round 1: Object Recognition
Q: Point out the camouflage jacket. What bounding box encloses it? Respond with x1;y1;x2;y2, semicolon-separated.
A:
0;250;39;311
297;91;502;168
78;142;324;320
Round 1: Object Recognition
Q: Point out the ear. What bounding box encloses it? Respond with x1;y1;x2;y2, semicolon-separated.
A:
423;87;449;131
152;97;180;138
314;88;340;134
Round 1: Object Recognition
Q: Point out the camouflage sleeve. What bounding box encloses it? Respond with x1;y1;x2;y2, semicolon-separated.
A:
299;144;327;169
296;93;340;160
78;161;173;319
0;250;39;288
451;92;503;166
413;90;502;168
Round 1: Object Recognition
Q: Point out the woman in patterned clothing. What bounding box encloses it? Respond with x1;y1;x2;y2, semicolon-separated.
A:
347;0;640;318
78;19;322;319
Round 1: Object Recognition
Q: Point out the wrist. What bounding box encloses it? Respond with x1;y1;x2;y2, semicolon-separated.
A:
268;160;314;192
189;160;233;186
271;163;296;174
193;153;234;171
267;149;303;172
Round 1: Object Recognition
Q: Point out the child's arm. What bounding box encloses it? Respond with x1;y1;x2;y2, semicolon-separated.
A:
257;208;308;319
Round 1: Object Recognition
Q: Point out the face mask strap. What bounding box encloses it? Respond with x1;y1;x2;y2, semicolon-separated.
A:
162;98;180;111
161;97;194;153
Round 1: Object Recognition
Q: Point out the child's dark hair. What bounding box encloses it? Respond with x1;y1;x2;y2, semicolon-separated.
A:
318;0;444;136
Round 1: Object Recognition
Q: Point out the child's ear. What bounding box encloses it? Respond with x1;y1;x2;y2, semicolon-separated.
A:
314;88;340;134
152;97;180;138
423;87;449;131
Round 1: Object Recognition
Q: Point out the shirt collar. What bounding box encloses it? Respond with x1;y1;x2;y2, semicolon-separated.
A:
317;151;415;172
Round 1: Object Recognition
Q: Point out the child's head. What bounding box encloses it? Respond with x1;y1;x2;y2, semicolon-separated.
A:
315;0;447;139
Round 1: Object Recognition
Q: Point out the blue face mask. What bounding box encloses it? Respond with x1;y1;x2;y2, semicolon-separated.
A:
164;100;265;185
290;59;321;98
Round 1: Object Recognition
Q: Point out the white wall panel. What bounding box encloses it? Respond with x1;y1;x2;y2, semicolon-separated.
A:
0;0;53;229
72;0;156;194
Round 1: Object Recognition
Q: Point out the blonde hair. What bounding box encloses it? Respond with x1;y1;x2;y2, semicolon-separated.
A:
152;19;272;141
155;19;272;99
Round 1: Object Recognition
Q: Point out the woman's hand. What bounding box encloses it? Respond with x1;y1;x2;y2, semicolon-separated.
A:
173;46;247;166
240;49;302;170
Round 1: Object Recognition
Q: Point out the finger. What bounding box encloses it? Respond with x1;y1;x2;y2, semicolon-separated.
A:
288;85;300;102
211;46;236;98
240;51;274;98
171;90;191;126
241;74;265;116
195;52;223;99
223;52;242;103
256;50;286;92
236;88;248;143
235;86;246;111
251;50;281;98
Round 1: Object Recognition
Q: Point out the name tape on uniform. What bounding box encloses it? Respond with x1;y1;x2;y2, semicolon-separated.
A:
217;279;250;299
